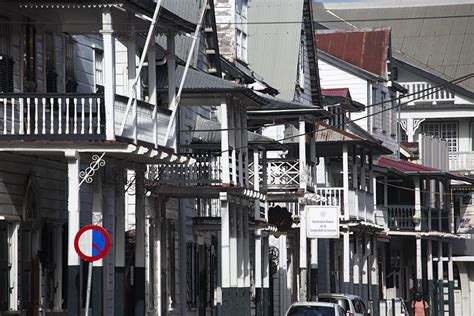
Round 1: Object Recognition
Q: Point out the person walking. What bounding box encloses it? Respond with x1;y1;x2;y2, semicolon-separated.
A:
411;292;429;316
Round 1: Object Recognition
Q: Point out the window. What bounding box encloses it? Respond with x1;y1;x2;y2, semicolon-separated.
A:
296;38;305;90
381;92;387;132
422;121;458;152
65;36;77;92
94;49;104;92
23;21;36;92
235;0;248;62
391;95;397;136
0;16;10;55
370;87;377;131
45;33;57;93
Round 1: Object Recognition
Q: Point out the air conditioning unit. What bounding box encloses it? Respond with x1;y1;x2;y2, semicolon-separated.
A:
0;54;14;93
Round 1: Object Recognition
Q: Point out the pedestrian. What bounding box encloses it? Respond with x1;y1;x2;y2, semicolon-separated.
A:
411;292;429;316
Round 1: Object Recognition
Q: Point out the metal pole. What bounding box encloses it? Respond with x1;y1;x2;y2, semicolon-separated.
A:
85;261;93;316
119;0;163;135
163;0;208;146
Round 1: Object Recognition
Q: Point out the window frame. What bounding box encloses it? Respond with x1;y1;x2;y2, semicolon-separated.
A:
23;20;37;92
0;16;11;56
422;121;458;152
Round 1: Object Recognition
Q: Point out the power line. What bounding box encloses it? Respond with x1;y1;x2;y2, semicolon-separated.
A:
178;75;467;134
213;73;474;155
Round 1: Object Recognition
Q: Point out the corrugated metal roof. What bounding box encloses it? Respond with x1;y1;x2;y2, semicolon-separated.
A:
313;1;474;93
376;156;440;172
316;28;390;78
248;0;304;100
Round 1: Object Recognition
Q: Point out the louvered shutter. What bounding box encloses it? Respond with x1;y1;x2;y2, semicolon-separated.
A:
0;222;9;311
46;70;58;93
0;55;14;93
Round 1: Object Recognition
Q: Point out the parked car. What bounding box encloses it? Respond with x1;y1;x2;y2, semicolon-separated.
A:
286;302;346;316
317;294;370;316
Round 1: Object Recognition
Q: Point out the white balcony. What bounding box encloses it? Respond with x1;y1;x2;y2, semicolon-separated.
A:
401;81;455;105
249;158;315;192
0;93;170;147
449;152;474;171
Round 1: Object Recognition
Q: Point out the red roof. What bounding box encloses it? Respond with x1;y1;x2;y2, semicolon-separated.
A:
316;28;390;78
376;156;439;173
321;88;351;98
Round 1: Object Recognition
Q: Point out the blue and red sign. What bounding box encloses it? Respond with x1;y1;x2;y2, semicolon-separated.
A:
74;224;111;262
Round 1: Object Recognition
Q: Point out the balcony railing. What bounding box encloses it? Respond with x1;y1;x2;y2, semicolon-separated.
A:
146;154;222;185
0;93;104;139
0;93;170;146
449;152;474;171
379;205;452;232
249;158;315;191
347;189;374;222
401;81;455;105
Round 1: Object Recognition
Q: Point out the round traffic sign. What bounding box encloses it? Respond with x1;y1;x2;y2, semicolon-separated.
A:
74;224;111;262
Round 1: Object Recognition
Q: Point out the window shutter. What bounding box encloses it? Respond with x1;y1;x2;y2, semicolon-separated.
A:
46;70;58;93
0;54;14;93
0;222;9;311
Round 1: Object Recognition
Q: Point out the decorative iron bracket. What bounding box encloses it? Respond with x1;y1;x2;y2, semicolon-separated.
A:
79;153;106;187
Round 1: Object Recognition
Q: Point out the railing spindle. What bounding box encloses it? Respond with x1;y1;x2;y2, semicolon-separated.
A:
34;98;39;135
73;98;78;134
58;98;62;134
97;98;101;134
42;98;46;134
19;98;24;135
26;98;31;134
50;98;54;134
3;98;6;134
65;98;70;134
89;98;93;134
10;98;15;134
81;98;85;134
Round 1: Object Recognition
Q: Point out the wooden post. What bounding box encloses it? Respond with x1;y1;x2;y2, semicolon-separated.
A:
101;9;115;140
66;151;81;316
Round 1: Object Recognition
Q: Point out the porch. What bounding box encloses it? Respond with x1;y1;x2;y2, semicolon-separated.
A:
0;93;170;147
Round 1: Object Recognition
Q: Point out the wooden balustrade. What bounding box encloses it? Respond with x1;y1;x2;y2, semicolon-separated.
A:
0;93;104;139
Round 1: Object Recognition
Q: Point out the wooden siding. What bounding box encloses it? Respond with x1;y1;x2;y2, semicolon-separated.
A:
0;153;67;221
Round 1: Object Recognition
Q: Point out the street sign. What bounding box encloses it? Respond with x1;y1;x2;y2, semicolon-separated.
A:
74;224;111;262
306;205;340;238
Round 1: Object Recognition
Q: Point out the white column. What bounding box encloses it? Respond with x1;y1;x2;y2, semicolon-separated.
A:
114;169;126;316
243;207;250;288
166;32;177;149
343;144;349;221
236;105;244;186
242;107;249;187
101;8;115;140
237;204;244;288
414;177;421;231
362;236;369;303
230;107;237;185
147;40;158;147
66;151;81;314
448;242;455;314
134;168;146;315
153;199;163;314
343;232;351;294
299;119;306;189
255;229;263;312
406;118;415;142
427;239;434;313
220;192;231;288
370;236;379;314
253;150;261;220
221;99;230;185
299;201;307;301
230;203;238;288
353;236;360;295
8;223;19;311
361;152;367;221
127;20;137;143
416;237;422;290
437;241;444;314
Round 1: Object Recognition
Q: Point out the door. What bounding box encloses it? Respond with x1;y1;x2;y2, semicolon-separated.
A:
0;222;9;311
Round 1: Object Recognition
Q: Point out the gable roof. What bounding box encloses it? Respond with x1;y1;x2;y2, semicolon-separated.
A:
316;28;390;78
313;1;474;94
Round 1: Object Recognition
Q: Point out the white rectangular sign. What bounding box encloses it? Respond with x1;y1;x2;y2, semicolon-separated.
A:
306;205;340;238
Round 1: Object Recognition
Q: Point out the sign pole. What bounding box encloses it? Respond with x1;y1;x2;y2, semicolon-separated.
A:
85;261;93;316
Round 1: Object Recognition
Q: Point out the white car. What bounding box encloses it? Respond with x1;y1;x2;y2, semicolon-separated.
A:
286;302;346;316
317;294;370;316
